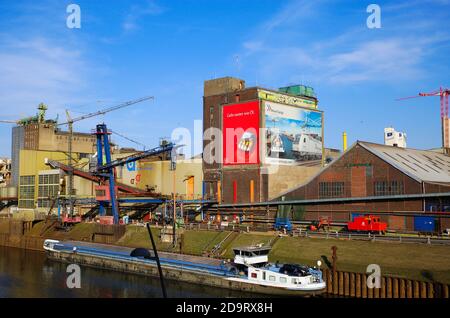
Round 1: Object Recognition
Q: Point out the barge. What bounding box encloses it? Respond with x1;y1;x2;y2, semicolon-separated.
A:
44;239;326;296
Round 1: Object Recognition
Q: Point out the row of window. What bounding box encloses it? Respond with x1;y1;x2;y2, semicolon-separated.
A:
38;174;59;185
20;175;35;185
374;181;404;196
18;199;34;209
37;199;54;208
252;272;299;285
319;182;344;198
38;185;60;198
318;180;405;198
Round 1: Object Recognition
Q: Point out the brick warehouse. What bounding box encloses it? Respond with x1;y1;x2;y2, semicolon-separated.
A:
276;141;450;232
202;77;339;204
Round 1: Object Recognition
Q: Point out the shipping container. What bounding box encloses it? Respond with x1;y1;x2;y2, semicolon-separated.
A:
414;216;436;232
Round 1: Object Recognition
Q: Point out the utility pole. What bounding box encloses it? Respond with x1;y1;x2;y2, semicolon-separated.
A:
65;110;74;218
170;145;177;247
172;168;176;247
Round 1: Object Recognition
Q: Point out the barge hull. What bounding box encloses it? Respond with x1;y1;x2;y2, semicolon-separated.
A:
47;251;324;297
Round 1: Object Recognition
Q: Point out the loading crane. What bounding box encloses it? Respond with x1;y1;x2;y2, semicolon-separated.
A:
46;123;177;224
57;96;154;217
92;123;176;224
397;87;450;153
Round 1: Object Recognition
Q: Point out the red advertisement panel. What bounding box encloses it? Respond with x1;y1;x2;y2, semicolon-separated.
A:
222;101;260;165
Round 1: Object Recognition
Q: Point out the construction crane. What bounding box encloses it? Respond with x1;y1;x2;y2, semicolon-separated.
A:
110;129;148;151
57;96;154;218
397;87;450;153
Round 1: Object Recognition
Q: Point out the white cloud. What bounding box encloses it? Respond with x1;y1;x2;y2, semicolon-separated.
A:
122;0;166;32
0;36;89;117
238;1;449;85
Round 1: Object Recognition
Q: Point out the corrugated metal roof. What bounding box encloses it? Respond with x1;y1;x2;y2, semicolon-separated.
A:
359;141;450;183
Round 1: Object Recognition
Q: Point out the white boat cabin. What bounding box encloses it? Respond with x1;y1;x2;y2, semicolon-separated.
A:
232;246;271;267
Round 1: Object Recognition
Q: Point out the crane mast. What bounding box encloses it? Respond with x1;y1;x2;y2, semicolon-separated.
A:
397;87;450;154
58;96;154;218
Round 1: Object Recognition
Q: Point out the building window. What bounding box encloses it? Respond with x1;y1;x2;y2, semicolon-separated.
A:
19;175;35;208
37;172;60;208
280;277;287;283
319;182;344;198
374;180;404;196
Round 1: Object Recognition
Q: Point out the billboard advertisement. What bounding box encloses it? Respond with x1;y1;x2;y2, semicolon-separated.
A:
222;101;260;165
264;101;323;165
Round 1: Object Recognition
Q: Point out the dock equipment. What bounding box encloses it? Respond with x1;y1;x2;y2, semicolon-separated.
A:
92;123;176;224
57;96;154;218
47;123;176;224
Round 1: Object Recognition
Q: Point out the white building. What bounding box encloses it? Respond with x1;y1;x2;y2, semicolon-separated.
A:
384;127;407;148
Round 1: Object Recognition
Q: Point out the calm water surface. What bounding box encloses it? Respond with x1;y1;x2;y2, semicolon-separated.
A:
0;246;261;298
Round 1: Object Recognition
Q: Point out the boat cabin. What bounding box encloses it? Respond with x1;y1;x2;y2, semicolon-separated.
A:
232;246;271;267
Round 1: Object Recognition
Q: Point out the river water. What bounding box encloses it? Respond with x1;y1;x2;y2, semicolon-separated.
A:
0;246;259;298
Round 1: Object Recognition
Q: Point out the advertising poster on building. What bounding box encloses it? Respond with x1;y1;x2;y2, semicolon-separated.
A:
264;101;323;165
222;101;260;165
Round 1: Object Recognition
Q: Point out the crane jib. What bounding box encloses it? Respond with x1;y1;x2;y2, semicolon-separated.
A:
96;144;175;171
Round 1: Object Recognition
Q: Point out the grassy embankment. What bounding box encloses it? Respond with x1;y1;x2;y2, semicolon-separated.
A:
2;219;449;284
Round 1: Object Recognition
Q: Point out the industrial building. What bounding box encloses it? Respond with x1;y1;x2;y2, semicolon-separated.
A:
203;77;335;204
115;153;203;200
276;141;450;232
0;103;204;220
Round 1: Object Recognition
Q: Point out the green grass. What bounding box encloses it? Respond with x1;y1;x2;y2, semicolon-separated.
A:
221;233;274;259
181;230;228;255
270;236;450;284
116;225;177;252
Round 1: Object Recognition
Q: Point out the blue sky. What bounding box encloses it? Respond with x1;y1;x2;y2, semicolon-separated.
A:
0;0;449;157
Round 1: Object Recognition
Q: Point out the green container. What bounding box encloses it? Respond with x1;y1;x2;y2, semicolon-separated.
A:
305;86;316;97
279;85;310;97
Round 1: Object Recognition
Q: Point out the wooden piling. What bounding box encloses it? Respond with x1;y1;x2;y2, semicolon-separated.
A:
406;280;413;298
367;276;374;299
326;269;333;294
338;271;344;296
355;273;361;298
344;272;350;297
386;277;392;298
350;272;355;297
443;284;449;298
413;281;420;298
333;271;338;295
380;277;386;298
393;278;399;298
427;282;434;299
420;282;427;298
399;279;406;298
361;273;367;298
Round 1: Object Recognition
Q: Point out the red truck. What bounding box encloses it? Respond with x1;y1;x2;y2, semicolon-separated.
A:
347;215;387;234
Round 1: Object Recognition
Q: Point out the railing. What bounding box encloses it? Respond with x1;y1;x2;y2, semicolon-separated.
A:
291;229;450;245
